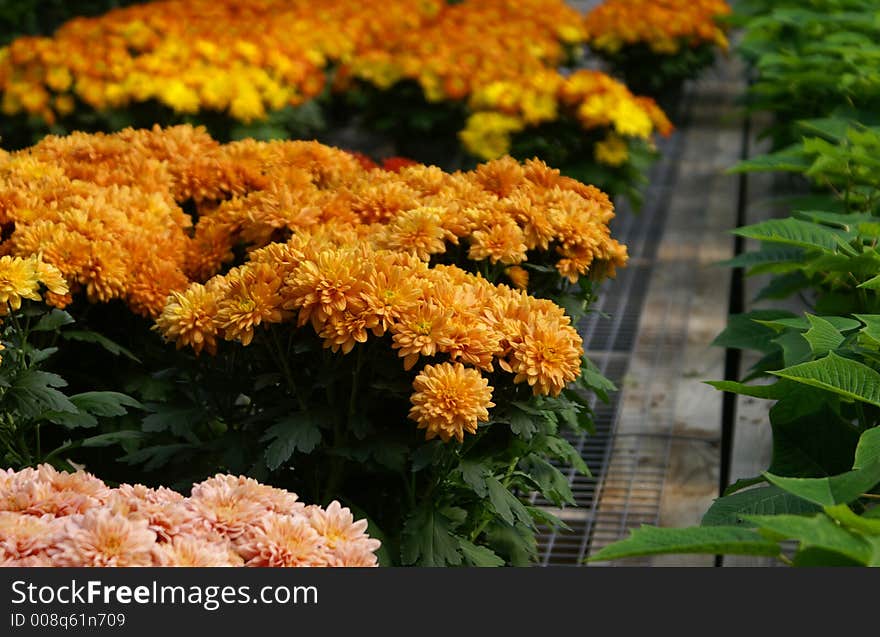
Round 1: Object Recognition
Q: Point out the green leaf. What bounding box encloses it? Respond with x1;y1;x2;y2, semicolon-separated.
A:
705;380;783;399
507;408;537;440
802;314;844;356
856;314;880;344
764;462;880;506
854;427;880;470
545;436;591;476
722;475;768;496
824;504;880;536
745;513;871;565
261;413;322;470
728;146;811;174
587;526;781;562
701;486;821;527
486;475;532;528
712;310;796;353
80;431;144;447
484;522;537;566
771;352;880;407
71;392;143;417
28;347;58;365
718;246;805;269
7;370;76;418
732;218;843;252
61;330;141;362
524;456;574;506
142;406;204;435
45;410;98;428
757;316;862;332
769;406;859;477
32;309;74;332
858;274;880;290
458;460;489;497
120;443;199;471
755;272;810;302
458;539;505;567
400;505;462;566
772;330;812;367
411;440;444;472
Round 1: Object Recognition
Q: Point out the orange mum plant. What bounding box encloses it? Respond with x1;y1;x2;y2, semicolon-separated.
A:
583;0;732;98
0;126;624;566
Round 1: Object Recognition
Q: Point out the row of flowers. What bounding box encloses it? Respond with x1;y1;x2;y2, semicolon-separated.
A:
1;125;626;318
0;0;730;206
0;126;621;566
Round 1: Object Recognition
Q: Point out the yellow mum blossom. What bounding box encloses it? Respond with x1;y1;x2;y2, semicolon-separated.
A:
594;134;630;167
459;113;525;161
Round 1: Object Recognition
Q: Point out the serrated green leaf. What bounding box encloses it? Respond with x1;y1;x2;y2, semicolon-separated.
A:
525;456;574;506
771;352;880;406
802;314;844;356
772;330;812;367
45;410;98;429
712;310;796;353
120;443;199;471
70;391;143;417
142;407;204;434
458;460;489;497
458;538;504;567
28;347;58;365
507;408;537;440
32;309;74;332
587;526;781;562
261;413;322;470
746;513;871;564
61;330;141;362
765;461;880;506
80;431;144;447
854;427;880;471
486;475;532;528
718;246;805;269
7;370;76;418
732;218;842;252
401;505;462;566
756;316;862;332
705;380;783;399
702;486;821;526
728;146;811;174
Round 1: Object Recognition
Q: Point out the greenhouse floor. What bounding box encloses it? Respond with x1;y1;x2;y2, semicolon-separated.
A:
536;53;770;566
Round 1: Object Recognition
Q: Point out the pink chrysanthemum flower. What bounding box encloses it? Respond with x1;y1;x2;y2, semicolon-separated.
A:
306;502;380;567
331;543;382;567
0;554;54;567
236;514;329;567
194;474;305;516
51;509;157;567
186;479;269;540
0;512;61;560
152;535;243;567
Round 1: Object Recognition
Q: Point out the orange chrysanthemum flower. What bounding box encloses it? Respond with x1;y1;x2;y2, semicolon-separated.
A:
409;362;495;443
509;317;583;396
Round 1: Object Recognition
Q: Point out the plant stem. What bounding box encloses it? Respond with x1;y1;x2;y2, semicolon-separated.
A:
267;328;308;410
